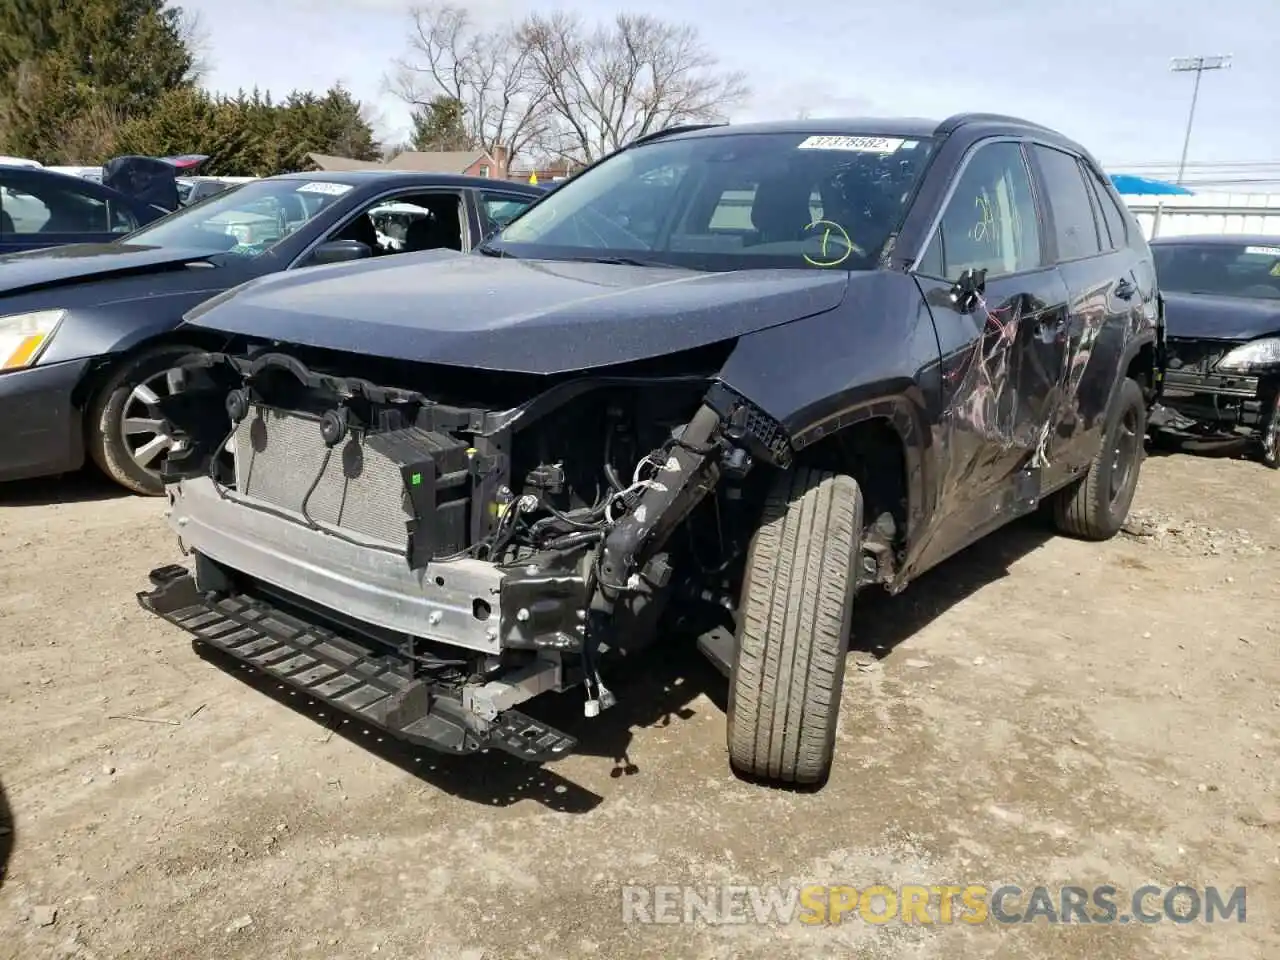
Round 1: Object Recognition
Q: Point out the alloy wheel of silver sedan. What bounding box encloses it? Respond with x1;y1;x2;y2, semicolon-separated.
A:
86;343;201;496
121;369;183;471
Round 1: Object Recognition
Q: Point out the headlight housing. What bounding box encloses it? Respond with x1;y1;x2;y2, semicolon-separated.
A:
1217;336;1280;373
0;309;66;371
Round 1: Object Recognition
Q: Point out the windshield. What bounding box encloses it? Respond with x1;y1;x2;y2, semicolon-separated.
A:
1153;241;1280;300
123;177;355;256
488;131;936;271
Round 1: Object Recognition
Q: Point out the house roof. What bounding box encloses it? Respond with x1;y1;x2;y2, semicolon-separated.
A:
306;153;386;171
306;150;492;173
388;150;491;172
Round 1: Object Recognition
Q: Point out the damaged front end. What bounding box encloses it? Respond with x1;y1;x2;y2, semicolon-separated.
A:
1149;336;1280;462
138;341;787;761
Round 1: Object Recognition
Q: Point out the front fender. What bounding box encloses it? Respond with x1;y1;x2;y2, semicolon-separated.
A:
715;269;944;539
37;286;231;366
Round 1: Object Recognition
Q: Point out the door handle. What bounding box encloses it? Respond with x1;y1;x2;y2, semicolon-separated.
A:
1115;277;1137;300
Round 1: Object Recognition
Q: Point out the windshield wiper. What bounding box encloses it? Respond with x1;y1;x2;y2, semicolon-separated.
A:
569;255;675;268
475;245;509;258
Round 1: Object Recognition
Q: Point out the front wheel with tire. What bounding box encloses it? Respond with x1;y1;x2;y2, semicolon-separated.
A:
87;344;197;496
1048;376;1147;540
1258;390;1279;469
726;468;862;787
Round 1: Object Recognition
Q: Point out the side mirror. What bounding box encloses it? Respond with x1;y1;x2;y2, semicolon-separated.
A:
949;267;987;313
308;239;371;266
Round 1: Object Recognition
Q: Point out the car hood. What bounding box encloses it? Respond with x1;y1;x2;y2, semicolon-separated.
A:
183;250;852;374
0;243;218;298
1163;291;1280;341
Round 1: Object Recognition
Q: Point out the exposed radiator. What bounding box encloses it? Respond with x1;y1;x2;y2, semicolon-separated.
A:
232;406;412;549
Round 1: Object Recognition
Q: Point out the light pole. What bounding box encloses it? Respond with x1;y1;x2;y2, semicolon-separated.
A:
1170;54;1231;185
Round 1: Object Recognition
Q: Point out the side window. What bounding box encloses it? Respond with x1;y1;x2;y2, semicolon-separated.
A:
480;192;535;232
108;201;138;234
1032;145;1103;261
1087;166;1129;249
918;141;1042;281
1079;161;1112;250
0;184;52;233
334;192;466;259
3;181;112;234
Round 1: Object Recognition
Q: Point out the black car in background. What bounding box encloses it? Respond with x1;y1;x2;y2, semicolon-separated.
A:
0;165;168;254
137;113;1162;787
0;170;544;493
1148;234;1280;467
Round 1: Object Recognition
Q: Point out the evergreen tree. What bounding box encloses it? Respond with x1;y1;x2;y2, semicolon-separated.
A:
115;84;382;176
0;0;196;161
410;96;470;152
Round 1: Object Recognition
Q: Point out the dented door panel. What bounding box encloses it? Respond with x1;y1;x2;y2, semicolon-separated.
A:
906;265;1070;576
1043;251;1138;486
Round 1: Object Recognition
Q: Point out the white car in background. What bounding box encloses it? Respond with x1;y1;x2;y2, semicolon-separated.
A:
45;165;104;183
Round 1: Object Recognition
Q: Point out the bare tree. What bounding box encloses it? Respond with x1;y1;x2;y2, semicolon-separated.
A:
177;8;212;84
386;3;548;164
520;13;748;164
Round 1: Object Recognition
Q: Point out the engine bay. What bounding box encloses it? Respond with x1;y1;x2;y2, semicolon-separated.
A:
149;338;783;729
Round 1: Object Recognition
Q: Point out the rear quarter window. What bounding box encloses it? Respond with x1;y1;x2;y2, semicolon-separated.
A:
1089;170;1129;249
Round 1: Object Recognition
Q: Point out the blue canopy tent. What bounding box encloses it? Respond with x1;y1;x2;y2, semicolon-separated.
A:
1109;173;1194;196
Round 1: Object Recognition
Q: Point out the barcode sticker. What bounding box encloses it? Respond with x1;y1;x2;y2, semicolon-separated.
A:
296;181;353;196
796;135;906;153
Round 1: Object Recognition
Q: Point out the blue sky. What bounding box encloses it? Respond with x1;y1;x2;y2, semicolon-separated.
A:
183;0;1278;178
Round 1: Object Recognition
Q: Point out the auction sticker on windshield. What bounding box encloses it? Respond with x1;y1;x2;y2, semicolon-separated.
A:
1244;245;1280;257
296;181;353;196
797;136;906;152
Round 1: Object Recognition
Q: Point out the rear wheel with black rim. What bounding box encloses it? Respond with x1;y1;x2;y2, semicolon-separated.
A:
1049;376;1147;540
87;344;198;496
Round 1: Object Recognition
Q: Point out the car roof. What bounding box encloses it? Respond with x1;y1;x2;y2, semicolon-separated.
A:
266;170;543;190
1;165;140;200
1149;234;1280;247
4;165;100;185
662;117;943;140
644;113;1092;163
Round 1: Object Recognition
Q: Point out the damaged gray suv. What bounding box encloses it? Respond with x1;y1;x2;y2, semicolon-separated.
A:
138;113;1162;787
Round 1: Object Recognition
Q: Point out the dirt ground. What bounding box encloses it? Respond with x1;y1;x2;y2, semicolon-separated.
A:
0;444;1276;960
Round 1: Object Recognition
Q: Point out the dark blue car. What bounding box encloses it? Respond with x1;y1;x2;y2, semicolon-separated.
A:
0;165;167;253
0;170;545;494
1148;233;1280;466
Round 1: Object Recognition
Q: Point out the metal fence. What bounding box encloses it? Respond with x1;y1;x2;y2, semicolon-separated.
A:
1121;192;1280;240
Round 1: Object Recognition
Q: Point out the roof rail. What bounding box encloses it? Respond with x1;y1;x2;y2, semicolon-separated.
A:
630;122;728;146
935;112;1055;136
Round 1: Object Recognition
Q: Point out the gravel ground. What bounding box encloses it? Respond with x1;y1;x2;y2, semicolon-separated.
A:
0;446;1276;960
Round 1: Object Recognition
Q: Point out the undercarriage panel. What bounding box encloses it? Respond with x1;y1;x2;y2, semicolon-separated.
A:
138;565;576;762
